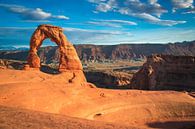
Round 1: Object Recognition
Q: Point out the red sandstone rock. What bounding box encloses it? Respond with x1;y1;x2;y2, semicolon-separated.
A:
130;54;195;90
27;24;83;71
23;64;30;70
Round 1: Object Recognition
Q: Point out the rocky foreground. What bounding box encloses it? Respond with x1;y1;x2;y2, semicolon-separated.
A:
0;69;194;129
0;105;135;129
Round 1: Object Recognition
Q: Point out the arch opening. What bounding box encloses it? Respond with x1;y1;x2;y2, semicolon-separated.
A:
38;39;60;74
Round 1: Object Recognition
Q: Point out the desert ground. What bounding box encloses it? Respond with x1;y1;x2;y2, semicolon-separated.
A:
0;68;194;129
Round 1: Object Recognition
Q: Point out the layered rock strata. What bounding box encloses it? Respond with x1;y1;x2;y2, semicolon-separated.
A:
130;55;195;90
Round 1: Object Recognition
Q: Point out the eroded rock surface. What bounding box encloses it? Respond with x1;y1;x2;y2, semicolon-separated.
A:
27;24;82;71
0;59;24;70
130;55;195;90
0;68;195;128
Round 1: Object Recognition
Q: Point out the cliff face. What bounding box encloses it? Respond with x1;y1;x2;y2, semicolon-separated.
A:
0;41;195;63
75;41;195;61
75;44;169;61
130;55;195;90
85;71;132;89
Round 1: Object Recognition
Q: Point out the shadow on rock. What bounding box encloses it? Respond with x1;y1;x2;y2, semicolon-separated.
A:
40;65;60;75
147;120;195;129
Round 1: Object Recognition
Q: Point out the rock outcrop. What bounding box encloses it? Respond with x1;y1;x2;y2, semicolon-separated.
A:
0;59;24;70
27;24;82;71
130;55;195;90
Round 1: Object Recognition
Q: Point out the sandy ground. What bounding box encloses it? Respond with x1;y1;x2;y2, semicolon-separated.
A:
0;69;195;128
0;105;138;129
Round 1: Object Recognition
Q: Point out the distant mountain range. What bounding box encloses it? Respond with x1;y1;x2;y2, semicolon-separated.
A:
0;40;195;63
0;46;29;51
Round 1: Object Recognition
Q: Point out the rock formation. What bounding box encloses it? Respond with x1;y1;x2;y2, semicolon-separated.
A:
130;54;195;90
0;59;24;70
27;24;82;71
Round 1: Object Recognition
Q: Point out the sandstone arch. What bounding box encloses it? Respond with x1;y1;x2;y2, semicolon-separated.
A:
27;24;83;72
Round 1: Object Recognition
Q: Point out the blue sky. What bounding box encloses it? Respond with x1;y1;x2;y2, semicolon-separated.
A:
0;0;195;47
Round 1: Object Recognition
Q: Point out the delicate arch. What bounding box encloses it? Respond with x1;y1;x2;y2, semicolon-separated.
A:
27;24;83;71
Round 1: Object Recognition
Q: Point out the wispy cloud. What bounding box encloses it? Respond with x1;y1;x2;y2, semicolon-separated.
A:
88;0;167;16
0;26;195;45
0;4;69;21
130;13;186;26
87;21;122;27
0;26;132;45
171;0;194;12
87;19;137;27
88;0;187;26
99;19;137;25
62;27;133;44
63;27;132;44
63;27;132;35
182;8;195;14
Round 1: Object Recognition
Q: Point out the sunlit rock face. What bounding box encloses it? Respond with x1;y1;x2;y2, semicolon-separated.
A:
130;54;195;90
27;24;83;71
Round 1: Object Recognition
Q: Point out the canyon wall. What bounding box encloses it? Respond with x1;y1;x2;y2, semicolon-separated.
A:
130;55;195;90
0;41;195;63
85;71;132;89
